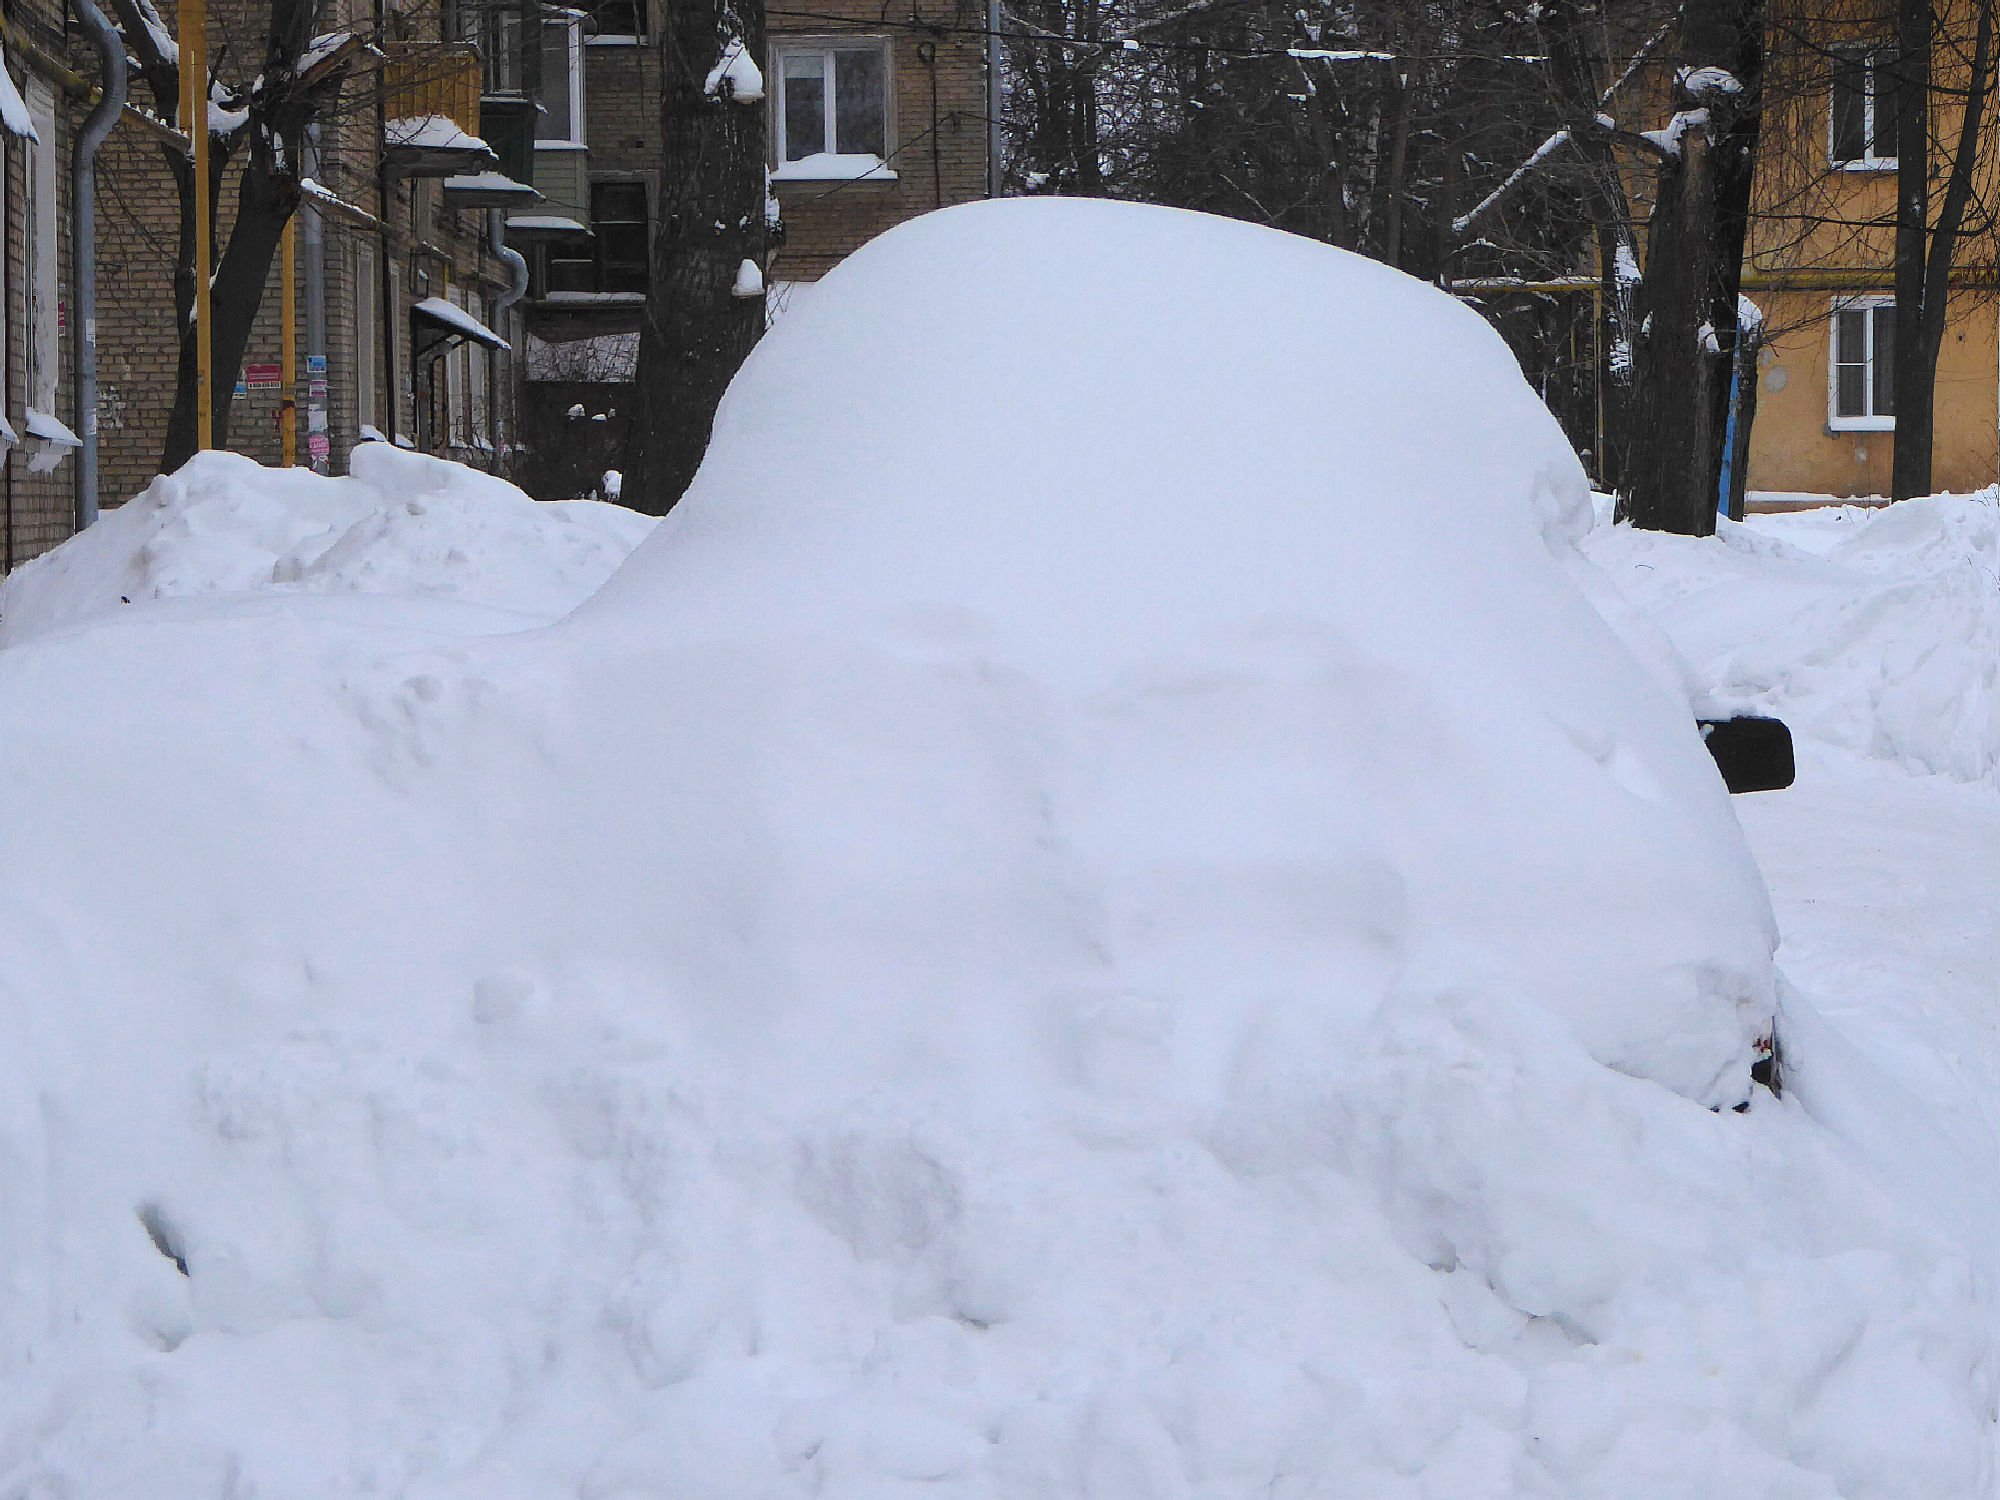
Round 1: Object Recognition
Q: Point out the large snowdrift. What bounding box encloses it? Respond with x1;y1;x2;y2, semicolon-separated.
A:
0;444;655;642
0;200;1989;1499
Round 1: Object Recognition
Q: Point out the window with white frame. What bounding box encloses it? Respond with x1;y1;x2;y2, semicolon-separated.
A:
355;242;379;436
536;19;585;143
446;289;468;445
1830;296;1895;429
586;0;647;43
468;290;490;449
771;38;891;177
1831;45;1898;168
0;134;12;444
26;77;57;416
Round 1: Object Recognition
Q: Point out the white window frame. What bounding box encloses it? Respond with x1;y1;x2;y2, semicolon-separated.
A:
0;135;13;446
1828;294;1895;432
770;36;897;180
584;0;647;45
355;241;379;437
445;288;468;446
467;289;489;450
1830;45;1897;171
26;77;57;415
537;18;586;145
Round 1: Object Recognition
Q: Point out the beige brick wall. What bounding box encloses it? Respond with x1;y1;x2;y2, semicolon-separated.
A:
89;0;516;513
766;0;991;281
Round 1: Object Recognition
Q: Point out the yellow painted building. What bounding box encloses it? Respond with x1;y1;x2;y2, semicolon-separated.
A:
1743;27;2000;497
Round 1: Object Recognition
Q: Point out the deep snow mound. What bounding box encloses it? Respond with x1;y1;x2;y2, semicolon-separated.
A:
0;445;654;642
589;196;1776;1106
1584;490;2000;785
0;201;1989;1500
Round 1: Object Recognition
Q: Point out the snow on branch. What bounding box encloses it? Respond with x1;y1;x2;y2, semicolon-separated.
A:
1639;107;1709;158
1451;127;1569;236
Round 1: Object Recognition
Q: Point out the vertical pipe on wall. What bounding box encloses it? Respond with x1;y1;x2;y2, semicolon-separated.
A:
279;216;297;464
489;207;527;463
302;127;328;471
375;0;398;444
71;0;126;528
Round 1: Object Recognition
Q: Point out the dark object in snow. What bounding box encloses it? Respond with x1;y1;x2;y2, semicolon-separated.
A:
1699;715;1795;794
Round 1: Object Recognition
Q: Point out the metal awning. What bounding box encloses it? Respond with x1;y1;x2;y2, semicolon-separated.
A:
412;296;509;352
442;171;542;209
505;213;591;240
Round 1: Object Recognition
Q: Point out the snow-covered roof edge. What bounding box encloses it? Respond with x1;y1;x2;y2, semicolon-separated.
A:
412;296;510;350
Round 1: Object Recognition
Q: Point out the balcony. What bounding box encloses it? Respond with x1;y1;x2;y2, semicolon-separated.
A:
381;43;499;176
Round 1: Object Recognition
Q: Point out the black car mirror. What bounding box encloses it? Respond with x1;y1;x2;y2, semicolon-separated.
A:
1699;716;1795;794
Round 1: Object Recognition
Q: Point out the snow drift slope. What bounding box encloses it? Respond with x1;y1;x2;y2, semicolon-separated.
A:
1582;492;2000;786
0;444;656;641
0;199;1989;1499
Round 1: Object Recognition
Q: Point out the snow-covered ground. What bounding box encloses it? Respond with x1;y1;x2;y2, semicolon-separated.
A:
0;201;1996;1498
0;443;656;644
1585;498;2000;1359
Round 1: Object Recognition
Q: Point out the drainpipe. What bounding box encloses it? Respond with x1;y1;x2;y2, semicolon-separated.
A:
489;208;527;457
303;126;328;469
71;0;126;529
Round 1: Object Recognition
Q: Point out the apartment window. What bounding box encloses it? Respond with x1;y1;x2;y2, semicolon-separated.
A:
586;0;647;42
1832;46;1898;167
772;39;890;171
356;243;379;434
537;19;585;143
26;77;57;416
542;238;597;296
592;181;650;293
468;291;490;448
0;136;11;438
1830;297;1895;430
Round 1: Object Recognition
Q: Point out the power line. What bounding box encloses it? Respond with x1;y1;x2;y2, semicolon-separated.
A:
764;4;1552;66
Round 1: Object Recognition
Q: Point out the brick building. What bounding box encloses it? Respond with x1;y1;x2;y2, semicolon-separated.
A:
514;0;992;498
0;0;92;565
0;0;991;567
89;0;533;507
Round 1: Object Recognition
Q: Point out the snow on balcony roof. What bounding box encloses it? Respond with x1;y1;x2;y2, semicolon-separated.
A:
412;296;510;350
384;115;492;155
0;42;38;140
301;29;354;74
442;171;543;206
25;409;79;446
505;214;590;236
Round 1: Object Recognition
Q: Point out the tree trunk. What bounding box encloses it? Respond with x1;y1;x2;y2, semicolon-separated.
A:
147;0;326;472
623;0;768;512
1889;0;1993;501
1618;0;1762;535
160;139;236;471
1890;0;1936;501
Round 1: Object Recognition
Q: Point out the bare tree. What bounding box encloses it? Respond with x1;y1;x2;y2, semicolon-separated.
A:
107;0;356;470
